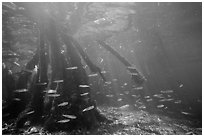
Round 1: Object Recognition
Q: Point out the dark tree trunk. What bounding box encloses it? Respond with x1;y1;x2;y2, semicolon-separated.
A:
2;3;109;132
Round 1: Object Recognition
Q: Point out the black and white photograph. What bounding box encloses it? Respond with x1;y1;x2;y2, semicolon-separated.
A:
2;1;202;135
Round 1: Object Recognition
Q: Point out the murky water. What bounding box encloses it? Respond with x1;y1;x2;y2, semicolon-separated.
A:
2;2;202;134
70;2;202;120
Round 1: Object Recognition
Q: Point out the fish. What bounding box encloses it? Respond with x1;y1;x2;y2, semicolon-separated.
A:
153;94;164;98
138;105;146;109
157;104;165;108
106;94;114;97
45;89;57;94
185;132;195;135
79;85;90;88
53;80;64;83
58;102;68;107
181;111;192;115
13;62;20;67
160;90;174;94
134;87;143;90
144;96;150;99
80;93;89;96
127;66;136;70
159;98;174;102
14;89;28;93
26;111;34;115
146;99;153;102
130;73;138;76
62;114;77;119
117;98;122;101
82;106;94;112
119;104;129;109
47;94;60;97
105;81;111;85
131;95;137;97
167;95;171;98
66;66;78;70
83;65;88;69
36;82;47;85
179;84;183;88
124;83;127;86
94;18;106;24
100;58;104;63
13;98;21;101
119;94;124;96
88;73;98;77
57;119;70;123
101;71;107;74
174;100;182;104
135;98;141;103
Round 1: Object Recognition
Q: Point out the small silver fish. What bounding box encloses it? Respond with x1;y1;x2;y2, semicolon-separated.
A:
88;73;98;77
66;66;78;70
53;80;64;83
139;105;146;109
135;87;143;90
181;111;192;115
14;62;20;67
80;93;89;96
14;89;28;93
83;65;88;69
45;89;57;94
127;66;136;70
13;98;21;101
120;104;129;109
26;111;34;115
130;73;138;76
124;83;127;86
105;81;112;85
135;98;141;103
101;71;107;74
157;104;165;108
36;82;47;85
160;90;174;94
144;96;150;99
62;114;77;119
82;106;94;112
179;84;183;88
146;99;153;102
106;94;114;97
117;98;122;101
100;58;104;63
58;102;68;107
47;94;60;97
159;98;174;102
153;94;164;98
94;18;106;24
79;85;90;88
57;119;70;123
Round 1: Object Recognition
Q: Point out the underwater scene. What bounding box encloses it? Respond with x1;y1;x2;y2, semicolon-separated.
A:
2;2;202;135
